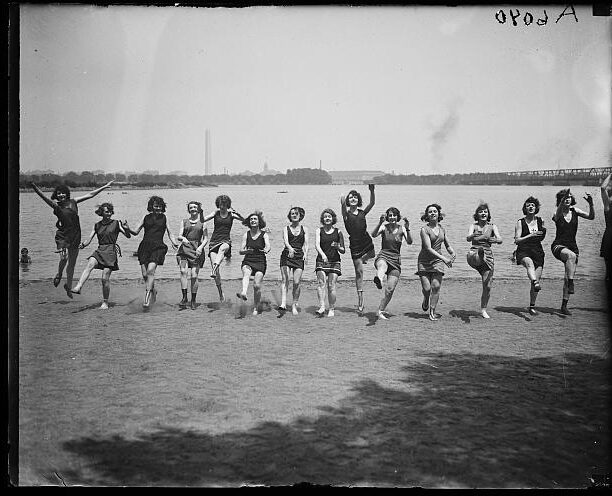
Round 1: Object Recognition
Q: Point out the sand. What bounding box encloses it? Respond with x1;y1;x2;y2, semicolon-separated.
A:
15;275;611;487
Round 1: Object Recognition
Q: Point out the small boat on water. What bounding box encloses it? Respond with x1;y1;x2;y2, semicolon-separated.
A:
277;191;288;194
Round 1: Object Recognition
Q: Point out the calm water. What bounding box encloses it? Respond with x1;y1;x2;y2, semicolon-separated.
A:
18;184;607;282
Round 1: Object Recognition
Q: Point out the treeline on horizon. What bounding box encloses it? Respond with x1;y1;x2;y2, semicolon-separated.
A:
18;168;332;188
372;172;604;186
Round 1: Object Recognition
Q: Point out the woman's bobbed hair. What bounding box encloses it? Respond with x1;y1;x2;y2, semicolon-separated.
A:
386;207;401;221
242;210;266;229
473;203;491;222
346;190;363;208
287;206;305;221
51;184;71;201
421;203;444;222
215;195;232;208
147;196;167;213
556;189;576;207
95;202;114;216
522;196;541;215
320;208;338;225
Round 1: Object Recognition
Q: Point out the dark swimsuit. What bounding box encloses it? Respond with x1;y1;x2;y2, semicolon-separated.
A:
242;230;267;275
344;209;375;260
515;217;546;269
177;218;205;268
209;211;233;259
53;199;81;250
551;209;579;263
316;227;342;276
280;225;305;270
89;219;121;271
374;226;403;275
137;213;168;265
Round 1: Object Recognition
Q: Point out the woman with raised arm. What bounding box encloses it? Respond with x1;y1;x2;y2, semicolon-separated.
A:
371;207;413;320
315;208;345;317
236;211;271;315
340;184;375;315
30;180;114;298
123;196;178;309
416;203;456;321
70;202;131;309
465;202;503;319
203;195;244;302
551;188;595;315
600;174;612;283
279;206;309;315
175;201;209;310
514;196;547;315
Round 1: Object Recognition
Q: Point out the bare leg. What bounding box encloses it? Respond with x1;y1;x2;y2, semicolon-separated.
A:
238;265;252;300
143;262;158;307
55;249;68;285
292;268;303;315
280;265;289;309
316;270;327;314
64;246;80;292
72;257;98;292
429;274;443;320
378;272;399;319
211;243;229;277
352;257;365;312
252;271;264;315
100;268;111;308
327;272;338;317
419;275;432;312
373;259;386;290
209;253;225;301
559;249;577;313
480;269;493;318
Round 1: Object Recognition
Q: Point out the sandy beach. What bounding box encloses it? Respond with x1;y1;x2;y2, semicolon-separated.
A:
16;276;610;487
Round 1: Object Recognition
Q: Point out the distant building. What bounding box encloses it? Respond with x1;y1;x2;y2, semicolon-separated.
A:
328;170;385;185
260;161;282;176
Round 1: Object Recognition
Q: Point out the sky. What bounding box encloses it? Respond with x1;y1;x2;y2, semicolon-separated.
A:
18;4;611;176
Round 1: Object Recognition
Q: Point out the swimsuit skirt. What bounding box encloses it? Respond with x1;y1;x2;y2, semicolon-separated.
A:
209;211;233;259
242;230;267;275
515;217;545;269
416;225;446;275
137;213;168;265
466;223;495;274
53;199;81;250
280;225;305;270
551;210;579;261
315;227;342;276
177;219;206;268
374;226;403;275
344;209;375;260
89;219;121;271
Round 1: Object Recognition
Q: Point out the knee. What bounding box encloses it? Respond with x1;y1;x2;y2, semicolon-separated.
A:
253;281;261;291
146;269;156;278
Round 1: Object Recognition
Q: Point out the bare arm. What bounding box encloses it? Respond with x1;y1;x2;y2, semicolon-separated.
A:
371;214;386;238
229;208;245;222
263;233;271;254
420;227;451;264
575;193;595;220
490;224;503;244
118;221;131;238
123;216;145;236
362;184;376;215
315;228;327;261
165;221;178;248
402;223;413;245
196;228;209;254
73;181;114;203
79;227;96;249
340;196;348;222
239;232;249;255
282;226;294;256
466;223;476;242
337;231;346;254
30;182;57;209
302;226;309;260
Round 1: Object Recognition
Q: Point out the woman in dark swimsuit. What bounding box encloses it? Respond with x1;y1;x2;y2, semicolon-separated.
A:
30;180;114;298
279;206;309;315
465;202;503;319
416;203;456;321
340;184;375;315
600;174;612;284
314;208;345;317
203;195;244;302
123;196;178;309
371;207;412;320
175;201;208;310
551;188;594;315
514;196;547;315
236;211;271;316
70;202;131;309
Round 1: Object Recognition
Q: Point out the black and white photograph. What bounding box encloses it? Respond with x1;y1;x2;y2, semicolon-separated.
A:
10;2;611;488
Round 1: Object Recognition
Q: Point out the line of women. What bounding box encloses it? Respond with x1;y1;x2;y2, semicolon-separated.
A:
31;176;610;319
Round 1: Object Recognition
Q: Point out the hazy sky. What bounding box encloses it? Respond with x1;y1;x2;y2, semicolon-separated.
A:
19;4;611;175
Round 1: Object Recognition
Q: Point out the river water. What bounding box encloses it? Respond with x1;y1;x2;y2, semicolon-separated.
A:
18;184;607;282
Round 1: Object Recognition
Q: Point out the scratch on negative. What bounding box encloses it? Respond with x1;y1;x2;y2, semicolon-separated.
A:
54;472;67;486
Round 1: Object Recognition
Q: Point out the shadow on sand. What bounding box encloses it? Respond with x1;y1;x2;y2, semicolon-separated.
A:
60;352;609;487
